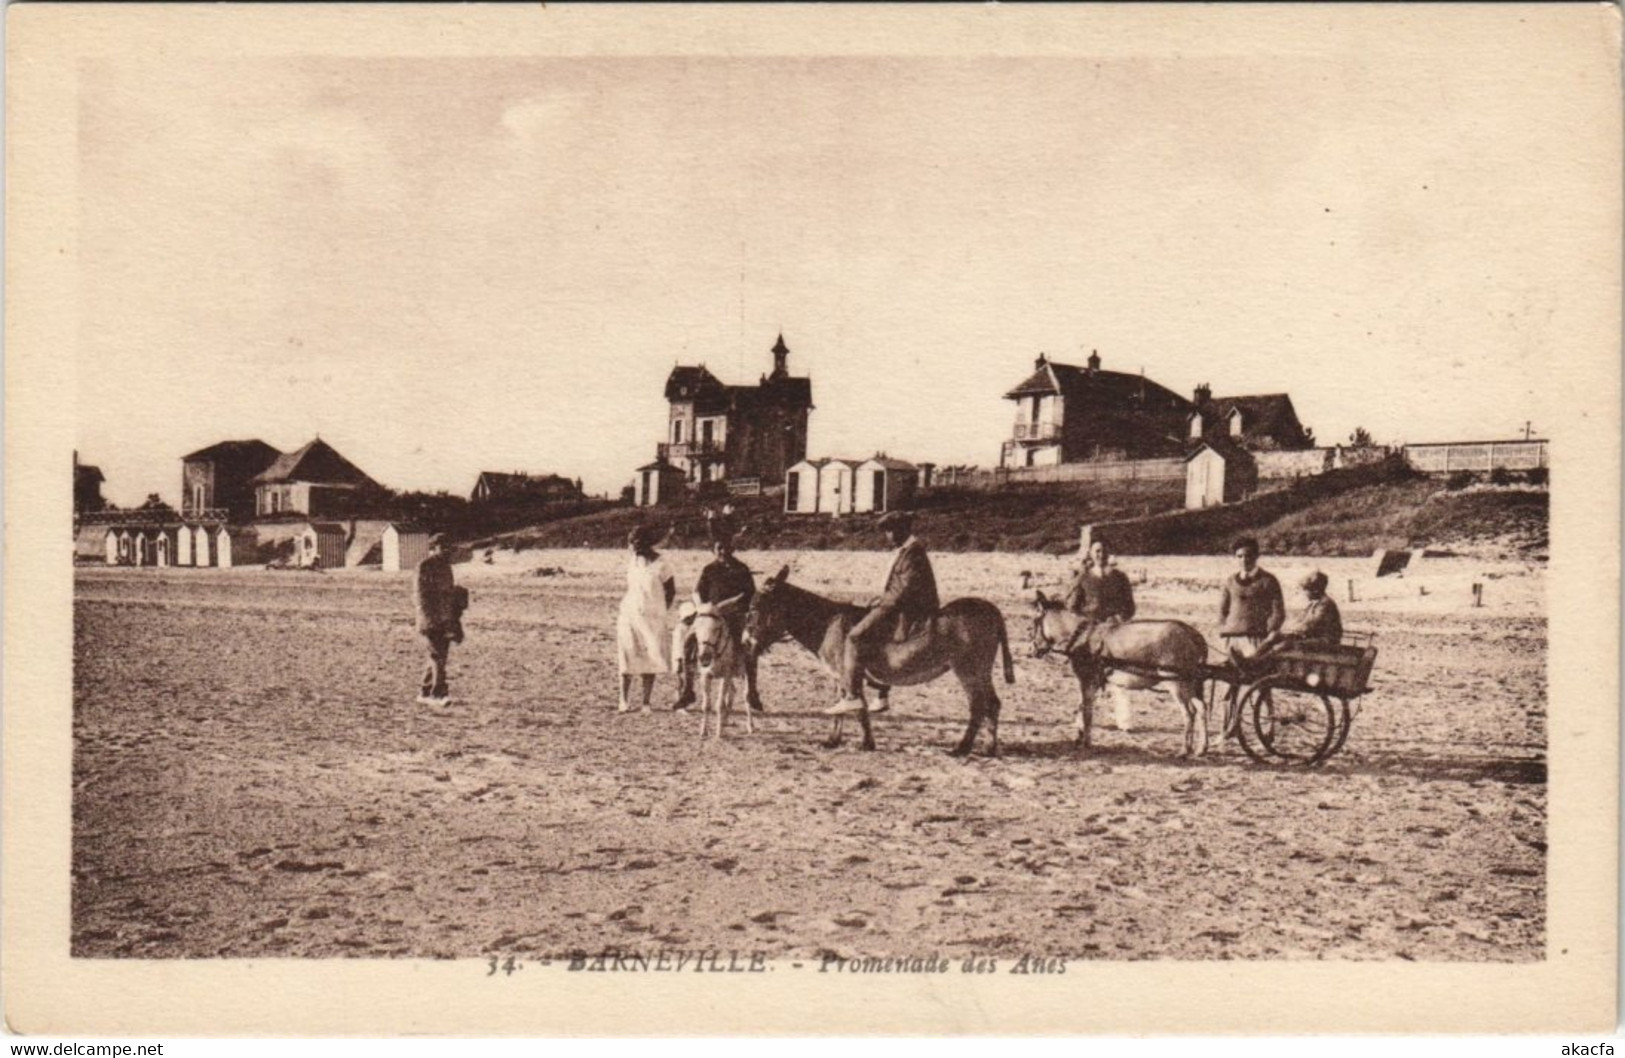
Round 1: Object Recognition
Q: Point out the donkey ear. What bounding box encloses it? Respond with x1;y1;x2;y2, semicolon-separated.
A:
715;593;746;615
772;564;790;584
1033;589;1049;610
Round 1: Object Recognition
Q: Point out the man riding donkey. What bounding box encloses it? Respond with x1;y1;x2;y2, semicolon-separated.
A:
673;507;766;715
745;510;1013;756
825;510;939;716
1059;533;1138;731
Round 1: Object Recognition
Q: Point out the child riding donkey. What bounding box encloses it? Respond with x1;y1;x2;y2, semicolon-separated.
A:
673;507;766;716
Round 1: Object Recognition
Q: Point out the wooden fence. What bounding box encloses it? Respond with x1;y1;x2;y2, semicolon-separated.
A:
941;458;1185;490
1402;440;1547;474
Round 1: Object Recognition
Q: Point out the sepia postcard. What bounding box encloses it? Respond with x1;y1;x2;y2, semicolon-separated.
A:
4;3;1620;1038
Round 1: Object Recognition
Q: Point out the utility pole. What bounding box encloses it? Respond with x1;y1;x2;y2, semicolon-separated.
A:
1523;420;1533;441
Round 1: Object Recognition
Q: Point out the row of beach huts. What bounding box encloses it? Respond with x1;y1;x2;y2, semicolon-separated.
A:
75;519;434;572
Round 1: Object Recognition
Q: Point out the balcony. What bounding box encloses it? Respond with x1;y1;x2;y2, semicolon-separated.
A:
658;440;724;462
1012;421;1062;442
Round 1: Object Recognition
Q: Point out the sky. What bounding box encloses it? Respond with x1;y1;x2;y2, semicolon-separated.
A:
73;33;1612;506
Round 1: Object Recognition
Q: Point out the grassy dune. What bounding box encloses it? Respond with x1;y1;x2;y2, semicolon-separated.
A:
1255;482;1548;558
473;478;1547;559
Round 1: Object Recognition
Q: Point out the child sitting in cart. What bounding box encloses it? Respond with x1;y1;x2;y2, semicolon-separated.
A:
1256;570;1343;656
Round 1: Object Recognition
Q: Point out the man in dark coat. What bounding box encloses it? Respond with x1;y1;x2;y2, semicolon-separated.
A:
673;512;765;713
413;534;462;705
828;510;939;715
1061;535;1136;657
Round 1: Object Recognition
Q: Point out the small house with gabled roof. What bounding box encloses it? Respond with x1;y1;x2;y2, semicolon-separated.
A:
633;460;686;507
1185;437;1258;509
253;438;384;519
470;471;584;507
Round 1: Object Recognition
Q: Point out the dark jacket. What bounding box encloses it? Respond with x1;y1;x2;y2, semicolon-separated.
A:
695;554;755;633
1219;569;1285;638
696;555;755;607
1064;565;1136;623
873;537;940;641
414;553;459;637
1283;596;1342;644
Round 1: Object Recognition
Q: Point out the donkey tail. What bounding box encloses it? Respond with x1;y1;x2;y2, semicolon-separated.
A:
997;610;1016;684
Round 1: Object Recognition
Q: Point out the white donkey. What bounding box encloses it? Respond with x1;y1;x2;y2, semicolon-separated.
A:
691;595;752;741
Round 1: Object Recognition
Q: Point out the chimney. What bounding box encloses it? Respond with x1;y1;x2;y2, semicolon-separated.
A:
770;334;790;379
1194;383;1212;405
1087;350;1101;373
1034;352;1048;371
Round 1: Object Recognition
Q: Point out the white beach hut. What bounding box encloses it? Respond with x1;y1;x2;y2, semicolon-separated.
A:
783;459;824;514
298;522;347;569
382;523;433;572
853;457;918;514
816;459;859;517
216;526;257;568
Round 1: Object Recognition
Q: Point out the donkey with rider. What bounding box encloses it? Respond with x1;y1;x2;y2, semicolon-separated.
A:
745;511;1014;757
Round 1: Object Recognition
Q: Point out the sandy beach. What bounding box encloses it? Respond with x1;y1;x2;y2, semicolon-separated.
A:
72;549;1546;961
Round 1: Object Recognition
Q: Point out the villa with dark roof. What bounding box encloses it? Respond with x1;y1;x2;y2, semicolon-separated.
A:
1000;351;1312;468
652;333;814;491
1186;386;1311;451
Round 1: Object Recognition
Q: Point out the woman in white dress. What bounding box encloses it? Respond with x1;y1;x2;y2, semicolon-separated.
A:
616;524;676;712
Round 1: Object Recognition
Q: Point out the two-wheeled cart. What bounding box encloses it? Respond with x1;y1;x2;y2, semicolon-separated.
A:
1206;634;1378;766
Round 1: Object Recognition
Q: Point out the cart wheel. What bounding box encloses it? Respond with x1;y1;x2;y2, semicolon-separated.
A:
1234;682;1273;764
1324;696;1354;759
1246;676;1339;765
1218;681;1244;741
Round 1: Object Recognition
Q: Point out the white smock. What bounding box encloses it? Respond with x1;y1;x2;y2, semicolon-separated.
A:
616;553;674;675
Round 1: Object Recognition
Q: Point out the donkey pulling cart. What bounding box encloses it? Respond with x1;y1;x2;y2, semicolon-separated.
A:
1029;597;1379;765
